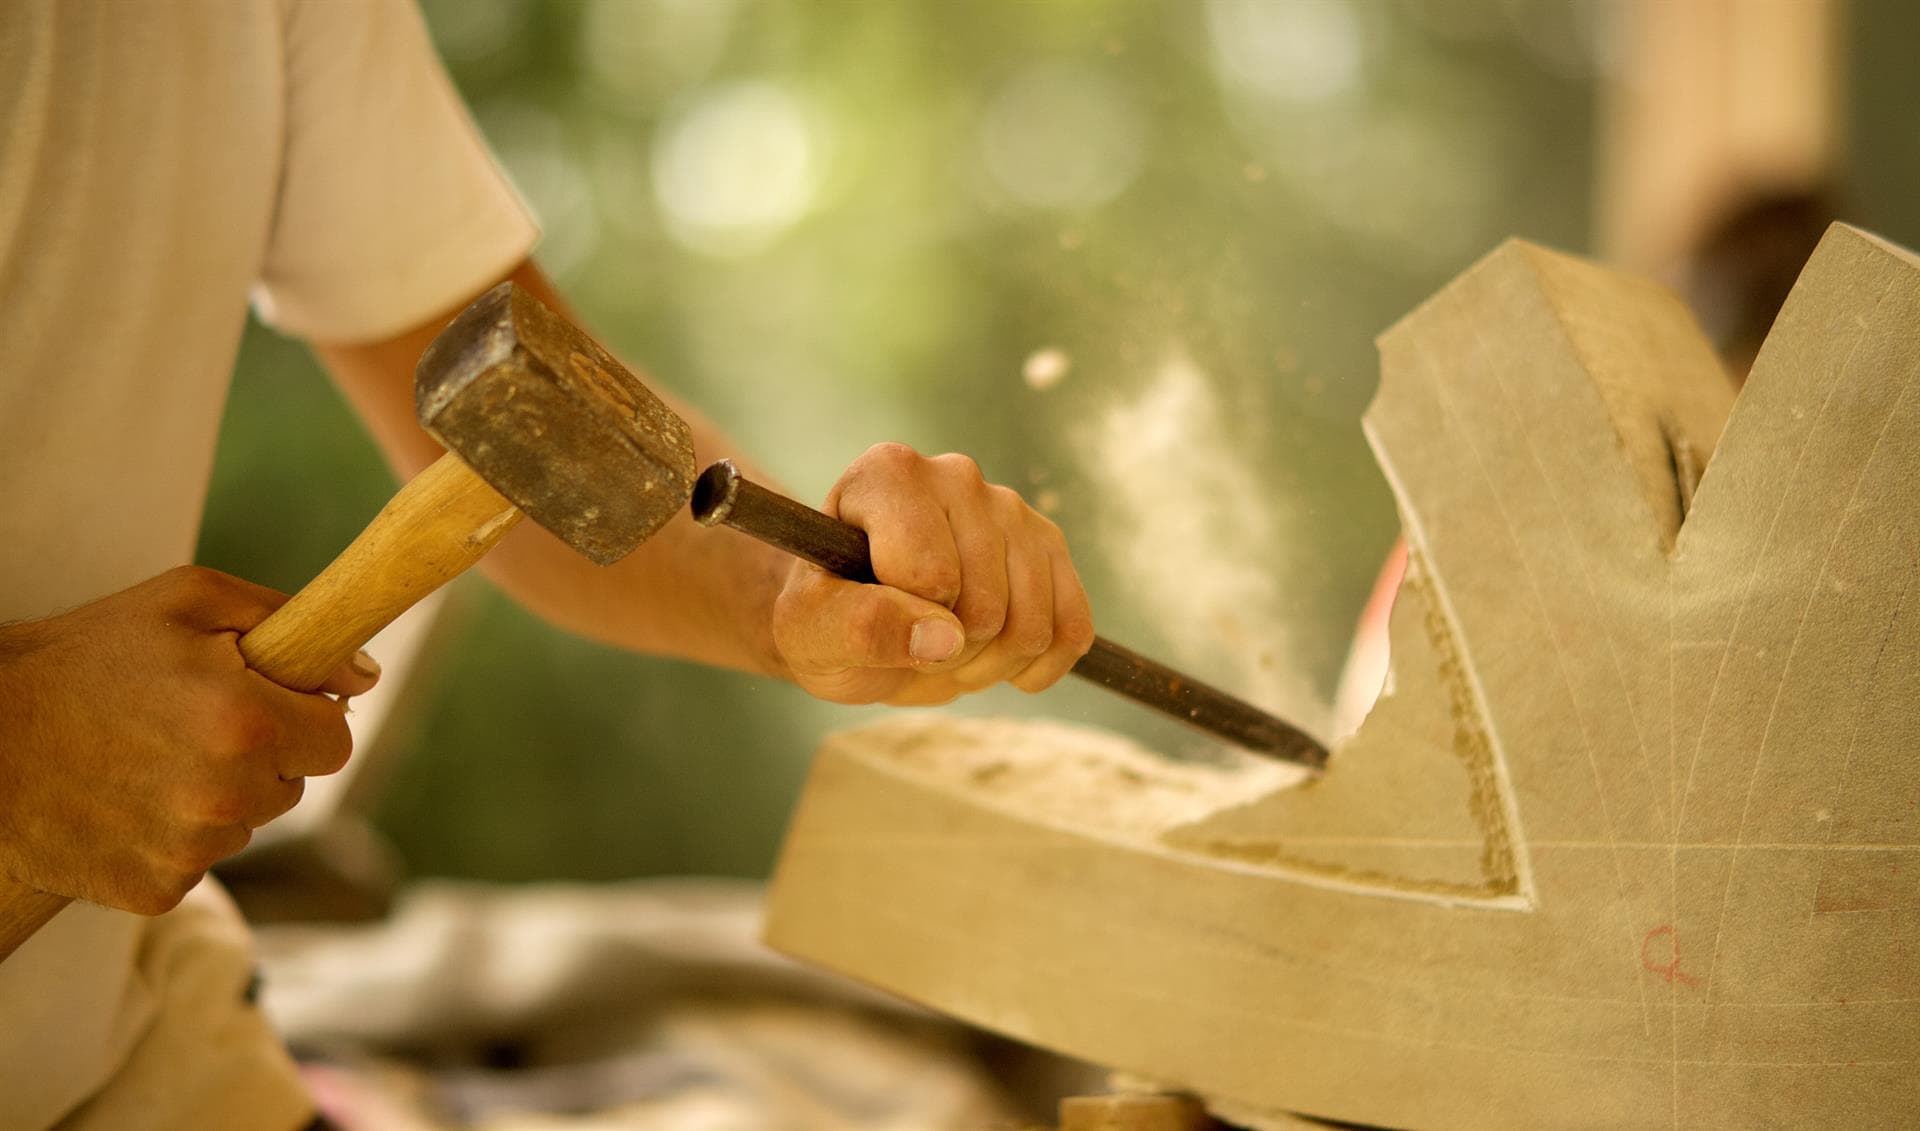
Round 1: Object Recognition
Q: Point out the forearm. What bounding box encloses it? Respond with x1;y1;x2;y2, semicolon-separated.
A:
479;490;795;678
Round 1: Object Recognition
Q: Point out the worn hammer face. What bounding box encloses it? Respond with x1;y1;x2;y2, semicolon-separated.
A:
416;283;694;565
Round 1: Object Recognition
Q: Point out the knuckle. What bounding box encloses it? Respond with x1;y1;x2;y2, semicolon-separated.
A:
293;720;353;780
153;564;209;603
930;452;986;490
986;483;1026;516
315;722;353;777
893;557;962;603
159;563;213;588
830;444;921;514
858;441;920;475
1059;612;1097;656
959;602;1007;642
127;883;188;917
163;564;235;603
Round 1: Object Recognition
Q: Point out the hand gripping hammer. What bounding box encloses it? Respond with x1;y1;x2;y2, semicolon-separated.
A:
0;283;694;958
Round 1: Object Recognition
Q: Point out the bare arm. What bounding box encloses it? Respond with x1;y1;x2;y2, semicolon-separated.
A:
314;261;1095;703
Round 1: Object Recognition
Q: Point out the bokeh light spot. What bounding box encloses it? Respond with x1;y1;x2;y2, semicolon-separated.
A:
652;81;822;259
980;61;1144;211
1022;347;1072;391
1206;0;1365;104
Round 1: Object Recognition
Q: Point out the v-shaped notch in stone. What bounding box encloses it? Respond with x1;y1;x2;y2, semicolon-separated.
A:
1165;547;1526;903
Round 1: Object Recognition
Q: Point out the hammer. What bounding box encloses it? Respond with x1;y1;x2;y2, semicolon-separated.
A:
0;282;692;958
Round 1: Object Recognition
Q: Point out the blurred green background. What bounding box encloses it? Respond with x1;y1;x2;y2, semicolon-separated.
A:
194;0;1919;884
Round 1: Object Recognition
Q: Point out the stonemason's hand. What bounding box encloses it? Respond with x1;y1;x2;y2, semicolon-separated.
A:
770;443;1096;706
0;566;379;916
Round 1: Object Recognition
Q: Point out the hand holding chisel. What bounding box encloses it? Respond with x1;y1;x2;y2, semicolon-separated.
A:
693;460;1328;770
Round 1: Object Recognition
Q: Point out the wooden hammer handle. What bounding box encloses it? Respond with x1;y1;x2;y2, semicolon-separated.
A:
0;452;520;961
237;451;521;690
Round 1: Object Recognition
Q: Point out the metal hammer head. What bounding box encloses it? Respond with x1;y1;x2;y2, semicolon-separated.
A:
415;283;694;565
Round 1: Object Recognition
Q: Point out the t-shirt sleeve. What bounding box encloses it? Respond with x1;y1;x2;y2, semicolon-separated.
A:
250;0;539;344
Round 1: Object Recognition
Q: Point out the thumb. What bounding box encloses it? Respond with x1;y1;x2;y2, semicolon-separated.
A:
776;568;967;678
313;649;382;699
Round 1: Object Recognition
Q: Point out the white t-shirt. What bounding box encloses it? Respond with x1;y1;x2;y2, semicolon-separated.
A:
0;2;537;1126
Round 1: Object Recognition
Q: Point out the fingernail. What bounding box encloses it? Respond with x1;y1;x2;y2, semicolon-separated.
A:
350;650;381;679
910;618;963;663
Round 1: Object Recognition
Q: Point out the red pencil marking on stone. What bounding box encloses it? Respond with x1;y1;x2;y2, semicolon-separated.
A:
1641;925;1700;987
